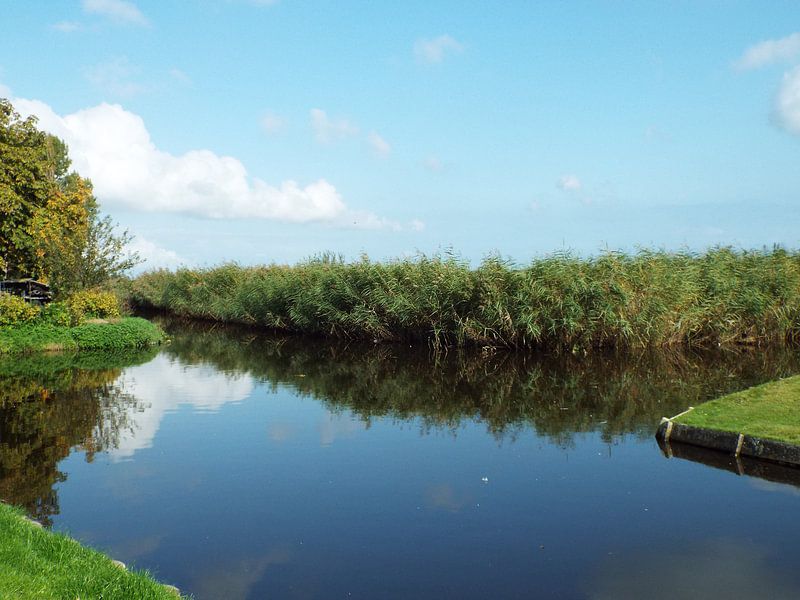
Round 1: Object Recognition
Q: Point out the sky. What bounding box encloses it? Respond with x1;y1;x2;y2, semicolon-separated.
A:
1;0;799;269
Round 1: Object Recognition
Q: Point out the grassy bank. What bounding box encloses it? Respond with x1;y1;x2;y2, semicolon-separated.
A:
128;247;800;350
0;503;181;599
0;317;164;354
675;375;800;445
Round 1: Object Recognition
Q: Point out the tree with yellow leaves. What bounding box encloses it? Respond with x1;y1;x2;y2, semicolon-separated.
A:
0;99;138;295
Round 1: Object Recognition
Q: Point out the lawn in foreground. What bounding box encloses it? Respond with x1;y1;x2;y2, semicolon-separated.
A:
0;503;182;599
675;375;800;445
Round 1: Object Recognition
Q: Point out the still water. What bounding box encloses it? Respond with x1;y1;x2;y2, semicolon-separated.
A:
2;319;800;599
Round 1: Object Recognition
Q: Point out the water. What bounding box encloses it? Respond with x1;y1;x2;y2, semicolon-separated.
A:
2;319;800;599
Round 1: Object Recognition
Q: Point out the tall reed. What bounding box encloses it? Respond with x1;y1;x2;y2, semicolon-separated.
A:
127;248;800;350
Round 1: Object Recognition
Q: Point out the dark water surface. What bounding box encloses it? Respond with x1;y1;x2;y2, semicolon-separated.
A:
3;319;800;599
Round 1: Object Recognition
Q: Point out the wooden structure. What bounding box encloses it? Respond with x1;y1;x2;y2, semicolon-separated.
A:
0;279;53;305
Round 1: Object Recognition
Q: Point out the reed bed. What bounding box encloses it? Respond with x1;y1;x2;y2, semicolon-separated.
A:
127;248;800;350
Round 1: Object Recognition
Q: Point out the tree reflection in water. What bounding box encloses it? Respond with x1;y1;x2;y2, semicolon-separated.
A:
0;350;155;525
1;318;799;525
160;317;800;445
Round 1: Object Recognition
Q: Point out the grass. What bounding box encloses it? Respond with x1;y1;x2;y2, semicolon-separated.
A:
0;503;182;599
675;375;800;445
127;247;800;350
0;317;164;354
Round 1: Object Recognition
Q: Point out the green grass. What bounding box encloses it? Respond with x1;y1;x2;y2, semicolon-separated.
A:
0;317;164;354
128;247;800;350
0;503;182;599
675;375;800;445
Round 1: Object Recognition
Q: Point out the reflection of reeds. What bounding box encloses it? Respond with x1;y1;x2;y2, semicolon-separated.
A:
129;248;800;350
159;316;800;443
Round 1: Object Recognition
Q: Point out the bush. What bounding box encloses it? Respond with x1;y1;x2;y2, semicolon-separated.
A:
70;317;164;350
40;302;73;327
66;290;121;323
0;293;39;326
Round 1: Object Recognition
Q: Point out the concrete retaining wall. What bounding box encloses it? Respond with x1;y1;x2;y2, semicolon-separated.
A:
655;417;800;467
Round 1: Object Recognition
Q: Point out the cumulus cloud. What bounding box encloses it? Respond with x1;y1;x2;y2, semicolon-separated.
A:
12;98;352;222
9;97;422;229
557;174;582;191
735;32;800;71
774;65;800;135
366;131;391;156
414;35;464;64
260;111;285;135
310;108;358;143
0;82;10;98
127;236;185;271
82;0;148;26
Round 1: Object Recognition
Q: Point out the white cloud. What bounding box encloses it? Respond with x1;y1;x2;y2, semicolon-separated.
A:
414;35;464;64
310;108;358;143
557;175;582;191
774;65;800;135
84;57;147;97
366;131;391;156
410;219;425;232
0;83;10;98
82;0;148;26
52;21;82;33
13;98;352;222
735;32;800;71
128;236;185;271
260;111;285;135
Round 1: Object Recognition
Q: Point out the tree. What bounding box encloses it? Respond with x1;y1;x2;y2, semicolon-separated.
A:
0;98;139;294
38;194;140;294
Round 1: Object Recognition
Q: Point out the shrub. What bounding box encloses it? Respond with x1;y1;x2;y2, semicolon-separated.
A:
0;293;39;326
40;302;74;327
66;290;121;323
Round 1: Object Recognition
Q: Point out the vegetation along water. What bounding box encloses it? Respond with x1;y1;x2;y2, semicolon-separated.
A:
128;248;800;350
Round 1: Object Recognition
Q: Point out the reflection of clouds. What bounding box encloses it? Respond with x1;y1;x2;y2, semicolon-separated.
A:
108;534;164;562
266;422;296;443
588;539;800;599
190;546;293;600
748;478;800;497
426;483;470;512
99;354;254;460
319;411;366;446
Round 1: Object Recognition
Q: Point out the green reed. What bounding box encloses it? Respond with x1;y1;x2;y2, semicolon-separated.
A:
127;247;800;350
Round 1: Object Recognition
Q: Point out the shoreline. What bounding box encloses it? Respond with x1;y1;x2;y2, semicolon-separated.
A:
655;375;800;467
0;317;165;355
0;502;183;598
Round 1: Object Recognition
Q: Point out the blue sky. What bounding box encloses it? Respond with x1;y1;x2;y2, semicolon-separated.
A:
1;1;799;268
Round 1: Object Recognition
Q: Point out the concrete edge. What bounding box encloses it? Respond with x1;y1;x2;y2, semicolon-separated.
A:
655;417;800;468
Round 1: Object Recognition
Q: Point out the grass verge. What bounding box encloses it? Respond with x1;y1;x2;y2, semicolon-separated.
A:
0;503;181;599
675;375;800;445
0;317;164;354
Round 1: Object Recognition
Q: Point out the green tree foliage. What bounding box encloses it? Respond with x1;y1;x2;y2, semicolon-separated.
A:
0;98;139;294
